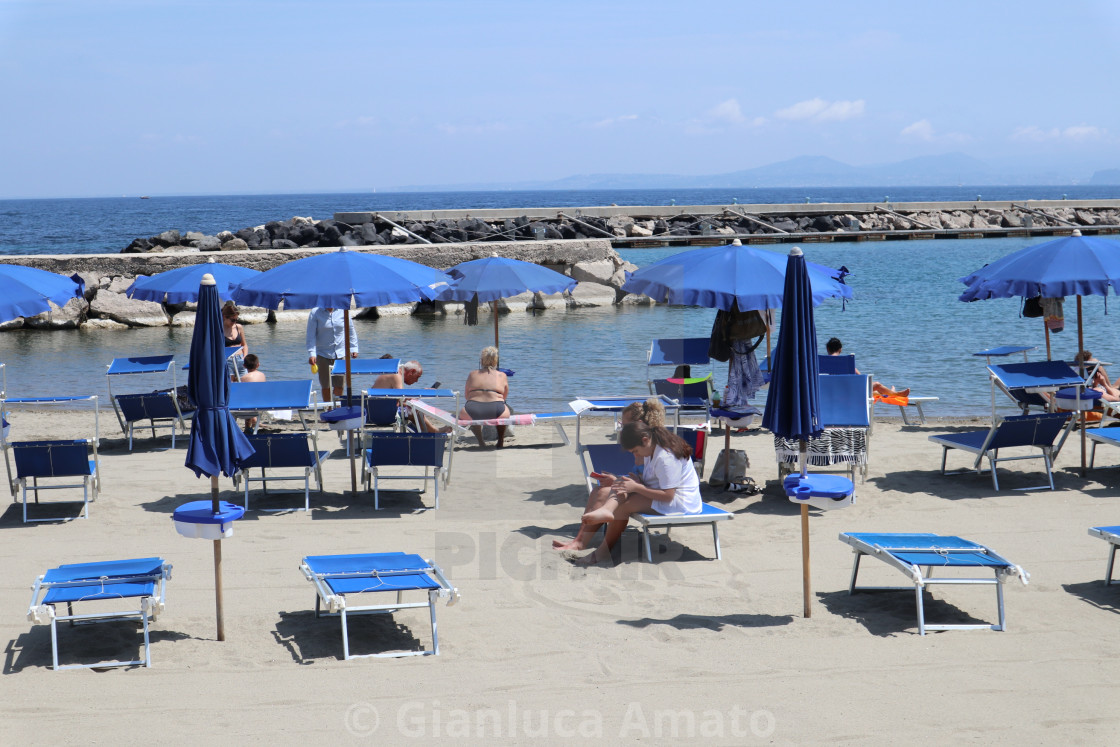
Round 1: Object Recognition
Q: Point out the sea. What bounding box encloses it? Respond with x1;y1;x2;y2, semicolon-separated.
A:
1;185;1119;419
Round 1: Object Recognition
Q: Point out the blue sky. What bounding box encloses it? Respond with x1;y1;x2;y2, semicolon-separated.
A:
1;0;1118;198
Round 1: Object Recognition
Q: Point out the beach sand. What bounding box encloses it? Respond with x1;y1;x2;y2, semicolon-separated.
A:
2;409;1119;744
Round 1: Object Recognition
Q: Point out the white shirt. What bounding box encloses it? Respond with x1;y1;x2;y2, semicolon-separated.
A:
643;445;702;515
306;307;359;359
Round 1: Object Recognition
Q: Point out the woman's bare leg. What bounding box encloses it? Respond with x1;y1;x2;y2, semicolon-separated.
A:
574;494;657;565
553;486;615;550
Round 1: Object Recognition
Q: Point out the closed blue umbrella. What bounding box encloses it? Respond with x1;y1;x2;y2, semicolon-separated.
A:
126;260;260;304
184;273;254;641
621;241;851;311
958;230;1120;472
761;247;825;619
231;248;453;493
0;264;85;323
436;252;577;347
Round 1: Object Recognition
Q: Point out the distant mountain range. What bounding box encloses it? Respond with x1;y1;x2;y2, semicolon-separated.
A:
388;153;1120;191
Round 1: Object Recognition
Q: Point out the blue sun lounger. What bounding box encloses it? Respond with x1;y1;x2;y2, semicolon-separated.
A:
929;412;1070;491
362;432;450;510
775;374;872;482
987;360;1084;418
569;395;681;449
27;557;172;670
107;355;194;450
1087;526;1120;585
646;337;710;383
228;379;317;432
234;432;329;511
299;552;459;659
840;532;1029;635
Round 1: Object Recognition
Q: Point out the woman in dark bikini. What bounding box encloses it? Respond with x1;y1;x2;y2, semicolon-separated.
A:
459;345;510;447
222;302;248;379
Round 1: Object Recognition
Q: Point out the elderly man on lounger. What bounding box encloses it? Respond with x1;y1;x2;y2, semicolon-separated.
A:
373;360;447;433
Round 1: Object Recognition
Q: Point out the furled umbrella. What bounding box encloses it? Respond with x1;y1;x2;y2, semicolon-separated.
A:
761;247;846;619
231;248;452;493
0;264;85;323
181;273;255;641
959;230;1120;472
126;259;261;303
436;253;577;348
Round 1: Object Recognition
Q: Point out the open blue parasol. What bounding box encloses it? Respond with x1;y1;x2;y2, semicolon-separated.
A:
621;241;852;311
183;273;254;641
436;253;577;347
231;248;453;493
761;247;832;618
126;260;260;304
959;230;1120;472
0;264;85;323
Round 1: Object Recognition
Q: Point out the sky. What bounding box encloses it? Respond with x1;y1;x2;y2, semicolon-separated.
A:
1;0;1119;198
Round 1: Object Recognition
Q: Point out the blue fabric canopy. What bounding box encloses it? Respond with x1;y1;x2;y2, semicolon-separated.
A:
0;264;85;323
761;247;823;444
126;262;260;304
185;277;254;479
621;242;852;311
959;234;1120;301
436;254;576;303
231;248;452;310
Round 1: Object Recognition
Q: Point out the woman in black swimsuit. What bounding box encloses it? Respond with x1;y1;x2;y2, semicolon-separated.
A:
459;346;510;447
222;302;248;379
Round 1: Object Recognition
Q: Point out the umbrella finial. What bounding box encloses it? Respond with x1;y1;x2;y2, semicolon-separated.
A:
790;246;803;257
731;239;742;246
1072;229;1082;237
491;252;499;257
201;273;216;286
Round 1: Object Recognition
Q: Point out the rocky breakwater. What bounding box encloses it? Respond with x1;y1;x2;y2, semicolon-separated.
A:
1;239;639;332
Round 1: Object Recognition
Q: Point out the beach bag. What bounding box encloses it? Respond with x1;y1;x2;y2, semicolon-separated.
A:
727;309;768;341
708;448;749;488
1022;296;1043;318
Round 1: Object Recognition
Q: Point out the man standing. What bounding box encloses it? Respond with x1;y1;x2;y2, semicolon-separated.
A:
306;307;359;404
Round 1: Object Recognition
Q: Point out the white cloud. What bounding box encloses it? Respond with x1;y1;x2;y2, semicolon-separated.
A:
1011;124;1107;142
900;119;970;144
591;114;639;129
707;98;746;125
775;98;865;122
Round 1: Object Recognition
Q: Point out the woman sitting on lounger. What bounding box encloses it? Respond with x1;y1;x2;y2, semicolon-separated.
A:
1075;350;1120;401
459;346;510;448
559;421;702;565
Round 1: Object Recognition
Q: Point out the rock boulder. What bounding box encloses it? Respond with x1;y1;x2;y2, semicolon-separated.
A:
89;289;169;327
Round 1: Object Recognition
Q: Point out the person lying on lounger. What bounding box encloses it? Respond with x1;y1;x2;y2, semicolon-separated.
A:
826;337;909;399
373;359;448;433
1074;350;1120;401
240;353;265;433
459;346;510;448
557;421;702;565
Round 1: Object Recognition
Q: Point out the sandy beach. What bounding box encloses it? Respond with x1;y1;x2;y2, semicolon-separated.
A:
2;409;1119;744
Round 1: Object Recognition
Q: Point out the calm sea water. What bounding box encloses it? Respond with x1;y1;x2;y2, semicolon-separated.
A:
1;187;1119;418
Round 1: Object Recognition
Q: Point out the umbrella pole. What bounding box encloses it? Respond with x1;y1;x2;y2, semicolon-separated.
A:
799;439;811;618
492;301;500;349
1044;323;1052;361
344;310;357;494
723;425;731;490
210;474;225;641
1078;296;1086;476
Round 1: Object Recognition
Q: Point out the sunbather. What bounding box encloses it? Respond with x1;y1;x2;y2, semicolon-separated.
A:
557;420;701;565
373;359;448;433
1074;350;1120;401
240;353;265;432
826;337;909;399
459;346;510;448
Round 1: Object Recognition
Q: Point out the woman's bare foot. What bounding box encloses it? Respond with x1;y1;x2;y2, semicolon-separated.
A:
897;388;910;397
552;537;585;551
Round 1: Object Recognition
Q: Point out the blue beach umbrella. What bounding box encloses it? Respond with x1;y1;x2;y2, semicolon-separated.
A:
621;241;852;312
436;253;577;348
183;273;254;641
0;264;85;323
959;230;1120;473
231;248;453;493
761;247;824;619
126;260;261;304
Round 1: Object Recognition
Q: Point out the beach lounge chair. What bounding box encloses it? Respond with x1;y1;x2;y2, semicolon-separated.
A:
27;557;172;670
8;439;99;522
1086;426;1120;469
818;353;856;375
234;432;328;511
1087;526;1120;585
579;442;731;562
928;412;1070;491
651;375;714;428
775;374;872;482
407;397;574;447
107;355;194;450
987;361;1084;417
568;395;681;450
646;337;710;386
839;532;1029;634
973;345;1036;365
228;379;317;433
299;552;458;659
362;432;450;510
